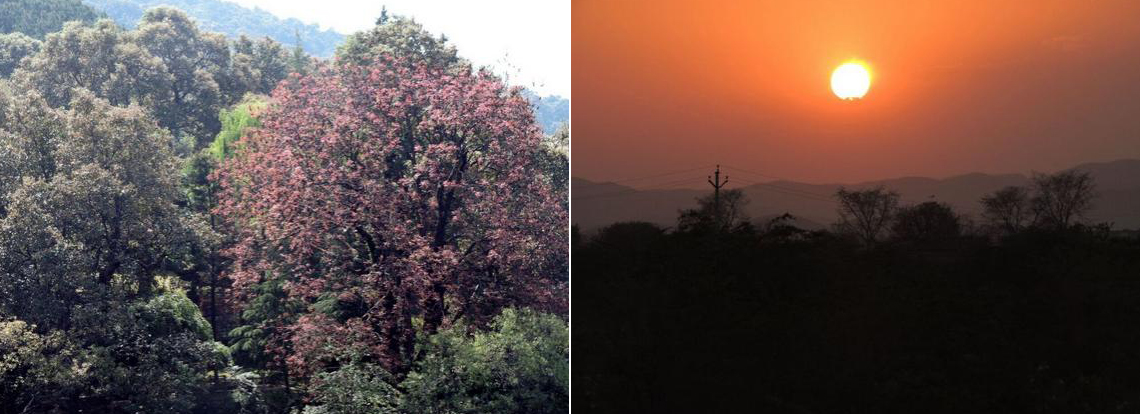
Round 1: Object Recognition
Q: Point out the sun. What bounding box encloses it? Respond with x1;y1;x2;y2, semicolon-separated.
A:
831;61;871;100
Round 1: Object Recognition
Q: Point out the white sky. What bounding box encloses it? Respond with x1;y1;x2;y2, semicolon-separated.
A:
225;0;570;98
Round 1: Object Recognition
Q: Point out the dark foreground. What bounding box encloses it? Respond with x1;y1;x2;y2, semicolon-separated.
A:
574;222;1140;413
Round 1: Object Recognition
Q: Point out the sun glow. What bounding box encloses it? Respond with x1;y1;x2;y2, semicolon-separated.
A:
831;61;871;100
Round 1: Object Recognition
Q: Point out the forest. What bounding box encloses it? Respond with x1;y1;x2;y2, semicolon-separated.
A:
575;171;1140;413
0;1;568;413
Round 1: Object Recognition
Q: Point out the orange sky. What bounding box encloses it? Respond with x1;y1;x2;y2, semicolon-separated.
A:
573;0;1140;185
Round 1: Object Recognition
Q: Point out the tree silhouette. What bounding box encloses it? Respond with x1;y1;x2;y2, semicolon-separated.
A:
891;201;962;242
981;186;1031;235
835;186;898;245
1030;170;1096;230
677;188;750;232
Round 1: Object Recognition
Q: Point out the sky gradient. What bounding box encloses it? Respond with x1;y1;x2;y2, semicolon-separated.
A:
573;0;1140;186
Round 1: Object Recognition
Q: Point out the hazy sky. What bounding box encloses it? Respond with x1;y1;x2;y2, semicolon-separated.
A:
575;0;1140;185
227;0;570;98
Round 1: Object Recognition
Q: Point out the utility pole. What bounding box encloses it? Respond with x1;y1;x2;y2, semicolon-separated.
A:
708;165;728;217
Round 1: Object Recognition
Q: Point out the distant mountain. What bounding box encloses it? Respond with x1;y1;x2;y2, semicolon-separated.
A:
573;159;1140;233
82;0;345;57
0;0;104;38
522;89;569;135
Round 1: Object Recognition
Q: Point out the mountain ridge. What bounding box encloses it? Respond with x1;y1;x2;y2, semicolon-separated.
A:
573;158;1140;232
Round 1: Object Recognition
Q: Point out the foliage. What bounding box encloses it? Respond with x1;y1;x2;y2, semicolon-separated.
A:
0;5;568;412
12;8;259;147
336;14;460;70
82;0;344;57
0;0;103;39
132;288;216;341
536;123;569;210
303;363;402;414
0;86;224;413
402;308;569;414
217;47;566;378
0;319;75;413
210;94;266;160
0;32;40;77
230;36;292;95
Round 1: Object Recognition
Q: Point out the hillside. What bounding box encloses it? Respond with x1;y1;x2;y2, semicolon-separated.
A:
573;158;1140;233
0;0;104;38
82;0;344;56
522;89;569;135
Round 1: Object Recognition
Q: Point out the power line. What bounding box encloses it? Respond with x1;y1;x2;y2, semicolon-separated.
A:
730;177;835;203
607;165;717;185
719;165;834;199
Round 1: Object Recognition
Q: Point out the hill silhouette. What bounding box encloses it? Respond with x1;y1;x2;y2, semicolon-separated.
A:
573;158;1140;232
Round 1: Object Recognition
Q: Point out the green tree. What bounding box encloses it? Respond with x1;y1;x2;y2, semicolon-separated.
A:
231;35;291;94
133;7;236;145
14;8;249;148
0;32;40;78
335;14;461;70
209;94;265;160
0;87;225;412
13;19;157;107
537;123;569;210
304;363;402;414
401;308;569;414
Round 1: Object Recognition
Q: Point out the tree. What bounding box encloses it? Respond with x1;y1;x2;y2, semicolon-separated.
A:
303;363;402;414
890;201;962;242
209;94;266;160
401;308;569;414
1030;170;1096;230
0;87;214;314
216;53;566;377
835;186;899;245
335;14;461;71
13;19;155;108
981;186;1031;235
0;87;226;413
677;188;750;232
537;123;569;210
0;33;40;78
133;7;236;145
14;9;248;148
231;35;291;95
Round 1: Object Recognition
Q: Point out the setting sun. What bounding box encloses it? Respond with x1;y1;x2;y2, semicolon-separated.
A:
831;61;871;100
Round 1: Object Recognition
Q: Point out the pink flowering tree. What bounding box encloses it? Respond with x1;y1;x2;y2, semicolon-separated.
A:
215;56;566;376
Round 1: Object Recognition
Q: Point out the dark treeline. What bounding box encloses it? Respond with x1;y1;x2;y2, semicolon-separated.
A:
574;170;1140;413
